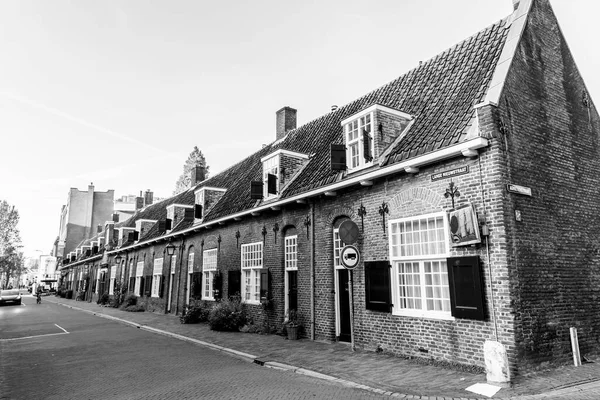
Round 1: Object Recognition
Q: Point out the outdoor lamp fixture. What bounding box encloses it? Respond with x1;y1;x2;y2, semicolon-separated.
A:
166;243;177;256
114;254;122;264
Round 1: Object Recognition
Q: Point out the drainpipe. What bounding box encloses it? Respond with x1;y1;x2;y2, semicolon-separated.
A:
175;239;186;315
310;201;315;341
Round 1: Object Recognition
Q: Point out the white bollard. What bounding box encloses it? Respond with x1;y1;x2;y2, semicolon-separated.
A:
484;340;511;385
570;327;582;367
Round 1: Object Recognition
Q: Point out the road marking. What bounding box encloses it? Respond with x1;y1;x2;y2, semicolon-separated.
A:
0;325;70;342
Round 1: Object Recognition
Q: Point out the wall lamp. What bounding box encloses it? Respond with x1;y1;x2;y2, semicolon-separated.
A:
166;243;177;256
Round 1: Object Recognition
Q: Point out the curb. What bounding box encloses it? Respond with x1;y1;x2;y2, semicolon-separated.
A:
49;299;486;400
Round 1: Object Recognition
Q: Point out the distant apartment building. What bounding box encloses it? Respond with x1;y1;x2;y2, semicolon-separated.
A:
54;184;115;259
113;190;159;222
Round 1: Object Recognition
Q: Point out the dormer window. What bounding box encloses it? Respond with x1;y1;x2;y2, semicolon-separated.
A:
340;104;413;173
346;113;374;171
262;154;279;200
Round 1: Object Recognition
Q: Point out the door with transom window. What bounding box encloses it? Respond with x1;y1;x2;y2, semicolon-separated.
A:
333;226;351;342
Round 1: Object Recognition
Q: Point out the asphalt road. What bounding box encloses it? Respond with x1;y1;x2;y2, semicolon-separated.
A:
0;295;387;400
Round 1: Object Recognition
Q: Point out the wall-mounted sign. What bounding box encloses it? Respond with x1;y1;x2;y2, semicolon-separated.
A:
431;166;469;181
507;184;532;197
447;204;481;247
340;245;360;269
339;220;360;245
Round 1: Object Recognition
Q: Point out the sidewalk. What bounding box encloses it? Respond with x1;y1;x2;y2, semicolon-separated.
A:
43;296;600;399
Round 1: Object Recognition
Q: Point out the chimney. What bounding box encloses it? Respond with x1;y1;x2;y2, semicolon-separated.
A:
97;224;102;233
276;106;297;140
331;105;338;112
135;196;144;210
512;0;520;10
144;189;154;206
191;166;205;185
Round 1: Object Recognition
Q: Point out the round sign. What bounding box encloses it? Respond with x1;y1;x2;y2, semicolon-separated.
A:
340;245;360;269
338;220;359;244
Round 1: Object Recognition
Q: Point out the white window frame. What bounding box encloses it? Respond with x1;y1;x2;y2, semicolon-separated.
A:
333;228;344;336
241;242;263;304
109;266;116;295
388;211;453;320
262;154;280;200
151;258;163;298
344;112;374;172
202;249;217;301
284;235;298;313
135;261;144;297
186;252;195;304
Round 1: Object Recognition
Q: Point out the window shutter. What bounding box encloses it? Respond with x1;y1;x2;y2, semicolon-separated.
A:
184;208;194;221
228;270;242;299
195;204;203;219
192;272;203;299
365;261;392;312
92;246;99;254
165;219;172;230
133;231;139;241
213;271;223;300
139;276;145;296
267;174;277;195
363;130;373;162
250;181;263;199
447;256;485;320
260;269;270;302
129;277;135;293
158;220;166;232
159;275;165;298
145;275;152;297
128;232;135;242
85;249;91;257
331;144;346;171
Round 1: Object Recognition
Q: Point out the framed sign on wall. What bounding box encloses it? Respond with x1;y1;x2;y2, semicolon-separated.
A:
447;204;481;247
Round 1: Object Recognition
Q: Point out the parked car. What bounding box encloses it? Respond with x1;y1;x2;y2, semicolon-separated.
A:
0;289;22;305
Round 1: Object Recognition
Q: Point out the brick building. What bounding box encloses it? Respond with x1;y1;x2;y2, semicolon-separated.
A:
59;0;600;376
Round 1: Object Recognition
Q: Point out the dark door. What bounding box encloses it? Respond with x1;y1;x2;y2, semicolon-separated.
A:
338;269;351;342
228;270;241;299
288;271;298;311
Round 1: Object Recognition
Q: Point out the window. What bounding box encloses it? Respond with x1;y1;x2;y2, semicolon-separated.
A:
135;261;144;296
262;154;279;200
202;249;217;301
284;236;297;271
241;242;263;304
151;258;163;298
187;252;195;304
109;266;116;295
389;212;451;319
344;112;373;171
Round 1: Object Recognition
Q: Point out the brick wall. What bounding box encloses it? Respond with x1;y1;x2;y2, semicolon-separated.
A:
498;0;600;370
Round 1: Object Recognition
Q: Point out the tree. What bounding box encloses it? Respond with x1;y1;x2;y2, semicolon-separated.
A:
0;200;23;288
173;146;210;195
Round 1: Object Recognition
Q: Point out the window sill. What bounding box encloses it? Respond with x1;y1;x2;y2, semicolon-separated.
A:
204;296;215;301
392;309;455;321
346;162;375;175
243;300;260;306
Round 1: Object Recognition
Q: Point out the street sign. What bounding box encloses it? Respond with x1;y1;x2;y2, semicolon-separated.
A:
339;220;359;244
340;245;360;269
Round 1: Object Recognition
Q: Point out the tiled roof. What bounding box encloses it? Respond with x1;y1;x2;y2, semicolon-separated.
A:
198;17;509;221
104;15;510;245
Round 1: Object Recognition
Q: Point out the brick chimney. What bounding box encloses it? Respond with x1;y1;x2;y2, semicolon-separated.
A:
191;166;205;185
135;191;144;210
276;106;297;140
144;189;154;206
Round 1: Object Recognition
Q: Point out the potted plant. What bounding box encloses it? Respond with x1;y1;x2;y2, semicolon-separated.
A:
285;309;300;340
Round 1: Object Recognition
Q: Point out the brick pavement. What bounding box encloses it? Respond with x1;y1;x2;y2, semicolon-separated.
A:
44;296;600;399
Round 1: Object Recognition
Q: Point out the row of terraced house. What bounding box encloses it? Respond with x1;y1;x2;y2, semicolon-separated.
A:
56;0;600;379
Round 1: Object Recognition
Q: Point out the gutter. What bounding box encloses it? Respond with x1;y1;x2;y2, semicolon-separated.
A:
103;137;488;256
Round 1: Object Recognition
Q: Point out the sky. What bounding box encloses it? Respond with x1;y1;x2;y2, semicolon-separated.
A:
0;0;598;258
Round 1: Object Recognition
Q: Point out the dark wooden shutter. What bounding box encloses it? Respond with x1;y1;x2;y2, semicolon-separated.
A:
139;276;145;296
195;204;203;219
128;232;135;242
213;271;223;300
133;231;139;241
250;181;263;199
165;219;172;230
192;272;203;299
331;144;346;171
260;269;270;302
159;275;165;298
363;130;373;162
267;174;277;195
129;276;135;293
144;275;152;297
92;246;99;254
228;270;242;299
365;261;392;312
85;249;91;257
184;208;194;221
447;256;485;320
158;220;166;233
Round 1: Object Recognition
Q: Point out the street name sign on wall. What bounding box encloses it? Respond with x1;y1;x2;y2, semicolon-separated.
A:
340;245;360;269
431;166;469;181
507;184;532;196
